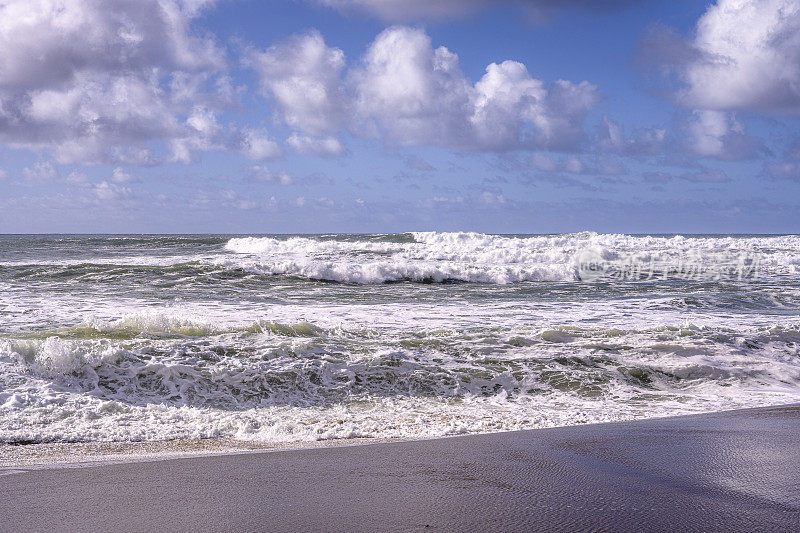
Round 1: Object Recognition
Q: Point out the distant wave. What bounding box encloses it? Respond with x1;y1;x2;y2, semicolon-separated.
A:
220;231;800;284
3;232;799;285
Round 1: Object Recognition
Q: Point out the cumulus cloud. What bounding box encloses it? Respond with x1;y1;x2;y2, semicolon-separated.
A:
251;26;598;152
91;181;134;201
643;0;800;115
65;170;89;186
470;61;548;149
286;134;345;156
351;27;597;150
238;129;283;161
351;27;473;146
218;189;259;210
0;0;234;165
0;0;222;91
21;161;57;184
682;110;766;160
250;30;347;136
170;108;282;163
248;166;294;185
110;167;138;184
170;105;224;163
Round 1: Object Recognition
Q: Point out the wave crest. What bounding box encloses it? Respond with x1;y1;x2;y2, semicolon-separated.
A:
221;232;800;284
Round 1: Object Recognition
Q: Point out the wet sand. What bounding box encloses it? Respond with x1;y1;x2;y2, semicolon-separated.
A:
2;404;799;532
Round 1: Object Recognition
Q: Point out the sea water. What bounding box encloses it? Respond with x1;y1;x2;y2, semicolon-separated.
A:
1;232;799;443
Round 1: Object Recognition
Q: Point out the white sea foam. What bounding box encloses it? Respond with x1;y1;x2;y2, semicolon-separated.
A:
221;232;800;284
2;308;800;443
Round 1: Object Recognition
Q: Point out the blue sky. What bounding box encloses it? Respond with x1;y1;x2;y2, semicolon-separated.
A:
1;0;799;233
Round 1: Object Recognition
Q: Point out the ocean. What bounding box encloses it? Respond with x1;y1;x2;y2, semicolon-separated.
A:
1;232;799;444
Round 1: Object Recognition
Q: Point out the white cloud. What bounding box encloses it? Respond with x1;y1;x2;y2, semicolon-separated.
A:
251;26;597;152
170;106;225;163
647;0;800;115
470;61;545;149
65;170;89;186
682;110;764;160
110;167;138;184
537;78;599;149
479;191;506;205
286;134;345;156
470;63;598;149
0;0;222;91
350;27;472;146
91;180;133;201
291;195;333;208
216;189;259;210
239;129;283;161
248;166;294;185
250;30;346;136
21;161;57;184
351;27;597;150
0;0;228;165
685;0;800;113
169;108;283;163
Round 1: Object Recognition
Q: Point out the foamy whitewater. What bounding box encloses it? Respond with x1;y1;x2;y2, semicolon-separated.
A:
2;232;800;444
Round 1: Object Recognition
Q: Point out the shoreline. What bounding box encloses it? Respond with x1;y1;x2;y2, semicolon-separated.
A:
3;401;799;472
2;403;799;531
0;433;417;473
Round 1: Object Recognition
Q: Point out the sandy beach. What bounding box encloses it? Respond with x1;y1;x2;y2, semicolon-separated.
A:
2;404;799;532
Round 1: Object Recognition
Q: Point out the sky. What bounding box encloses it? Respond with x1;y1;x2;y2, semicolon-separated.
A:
1;0;799;234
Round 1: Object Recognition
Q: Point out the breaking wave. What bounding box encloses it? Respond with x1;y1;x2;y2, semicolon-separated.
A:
221;232;800;284
2;310;800;443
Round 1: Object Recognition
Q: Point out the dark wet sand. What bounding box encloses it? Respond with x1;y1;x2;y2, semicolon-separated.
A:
2;405;800;532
